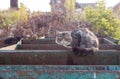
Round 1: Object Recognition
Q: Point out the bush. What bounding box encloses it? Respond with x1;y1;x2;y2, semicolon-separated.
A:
0;3;28;29
84;0;120;40
0;10;20;28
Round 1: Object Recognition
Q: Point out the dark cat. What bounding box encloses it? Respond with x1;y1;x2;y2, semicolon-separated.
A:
56;28;99;56
4;36;22;44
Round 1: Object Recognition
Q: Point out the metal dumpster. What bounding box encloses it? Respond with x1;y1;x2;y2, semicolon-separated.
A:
0;38;119;78
0;65;119;79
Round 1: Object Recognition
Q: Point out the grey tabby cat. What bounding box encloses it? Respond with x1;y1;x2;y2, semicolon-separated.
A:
56;28;99;56
56;31;72;48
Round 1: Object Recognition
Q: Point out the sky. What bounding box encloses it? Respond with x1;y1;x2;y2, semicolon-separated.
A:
76;0;120;7
0;0;120;12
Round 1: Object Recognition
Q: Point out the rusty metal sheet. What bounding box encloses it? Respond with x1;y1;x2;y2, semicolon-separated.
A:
116;45;120;51
17;44;118;50
23;37;105;44
22;39;56;44
0;50;68;65
99;44;116;50
0;70;119;79
22;38;115;44
0;50;119;65
71;51;119;65
17;44;68;50
0;65;119;79
102;38;117;45
0;44;12;48
21;38;120;50
0;65;120;71
99;44;120;51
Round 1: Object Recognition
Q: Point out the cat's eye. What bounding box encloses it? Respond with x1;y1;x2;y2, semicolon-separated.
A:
57;38;63;41
65;38;71;42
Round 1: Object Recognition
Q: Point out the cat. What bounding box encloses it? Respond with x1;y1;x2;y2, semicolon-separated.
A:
55;31;72;48
4;36;23;44
56;28;99;56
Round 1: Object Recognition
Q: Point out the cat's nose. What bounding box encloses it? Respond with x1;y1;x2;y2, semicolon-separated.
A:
62;33;66;38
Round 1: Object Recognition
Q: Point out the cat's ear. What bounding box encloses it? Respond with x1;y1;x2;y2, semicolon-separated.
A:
55;30;62;35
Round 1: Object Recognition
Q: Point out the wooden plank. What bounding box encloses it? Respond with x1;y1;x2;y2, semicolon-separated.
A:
0;50;119;65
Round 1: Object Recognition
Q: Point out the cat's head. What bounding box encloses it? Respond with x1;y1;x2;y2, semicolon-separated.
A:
55;31;72;48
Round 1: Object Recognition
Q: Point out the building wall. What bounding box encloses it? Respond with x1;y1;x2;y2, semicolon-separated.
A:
50;0;66;12
76;3;96;11
10;0;18;9
113;2;120;14
50;0;96;12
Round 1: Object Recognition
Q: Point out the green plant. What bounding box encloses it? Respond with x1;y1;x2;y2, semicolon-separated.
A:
0;10;20;28
84;0;120;40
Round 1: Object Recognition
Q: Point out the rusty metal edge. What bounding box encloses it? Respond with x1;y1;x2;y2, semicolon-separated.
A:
0;65;119;71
